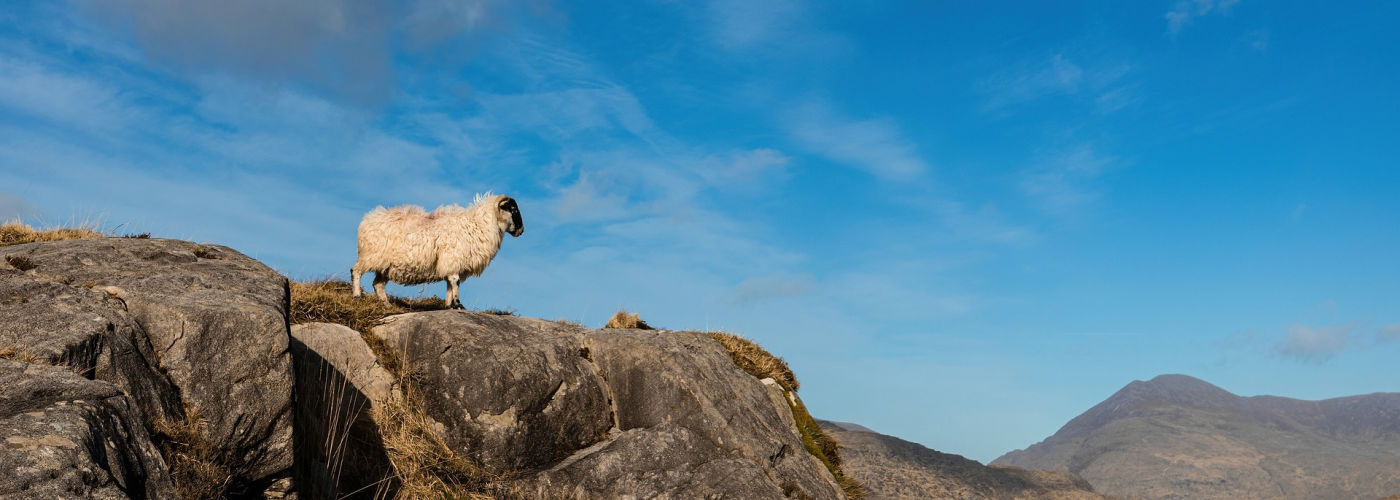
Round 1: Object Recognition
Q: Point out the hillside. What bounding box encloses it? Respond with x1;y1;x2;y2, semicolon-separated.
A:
818;421;1106;500
993;374;1400;499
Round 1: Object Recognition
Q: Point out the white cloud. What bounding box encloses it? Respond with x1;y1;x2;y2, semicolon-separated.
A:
1166;0;1241;36
1019;144;1116;216
1275;324;1351;362
784;99;928;181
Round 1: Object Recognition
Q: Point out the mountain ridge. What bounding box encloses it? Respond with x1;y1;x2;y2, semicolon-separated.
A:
994;374;1400;499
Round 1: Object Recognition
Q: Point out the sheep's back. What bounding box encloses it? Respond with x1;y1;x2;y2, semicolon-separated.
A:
355;206;441;284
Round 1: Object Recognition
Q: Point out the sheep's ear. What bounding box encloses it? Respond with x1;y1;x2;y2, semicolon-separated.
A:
498;197;514;208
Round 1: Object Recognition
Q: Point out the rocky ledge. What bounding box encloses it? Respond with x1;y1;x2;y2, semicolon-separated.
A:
1;237;845;499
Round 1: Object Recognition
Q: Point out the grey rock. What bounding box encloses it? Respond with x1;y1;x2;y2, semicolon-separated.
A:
289;323;398;499
0;238;296;490
0;360;176;499
0;270;183;426
372;312;615;475
515;423;788;499
581;329;844;500
372;311;845;499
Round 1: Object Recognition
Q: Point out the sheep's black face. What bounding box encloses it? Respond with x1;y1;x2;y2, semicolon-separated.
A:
499;197;524;237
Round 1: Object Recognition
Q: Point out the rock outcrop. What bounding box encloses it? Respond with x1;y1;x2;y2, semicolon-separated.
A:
370;311;846;499
0;360;175;499
993;374;1400;500
818;421;1105;500
1;238;296;492
3;236;850;499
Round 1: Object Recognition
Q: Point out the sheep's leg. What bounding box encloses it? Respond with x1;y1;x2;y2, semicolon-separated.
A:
372;273;389;303
351;268;363;297
446;274;462;309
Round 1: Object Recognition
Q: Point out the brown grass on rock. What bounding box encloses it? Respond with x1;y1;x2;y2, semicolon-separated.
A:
152;407;234;500
603;310;653;330
0;346;40;364
0;222;104;247
372;382;497;499
707;332;799;392
4;255;38;271
290;280;444;332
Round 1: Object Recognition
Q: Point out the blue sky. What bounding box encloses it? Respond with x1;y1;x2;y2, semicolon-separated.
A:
2;1;1397;463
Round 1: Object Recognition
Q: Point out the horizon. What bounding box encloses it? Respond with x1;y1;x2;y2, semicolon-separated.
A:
2;1;1398;463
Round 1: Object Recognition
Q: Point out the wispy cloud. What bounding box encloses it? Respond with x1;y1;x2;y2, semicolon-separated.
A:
783;99;928;181
1019;144;1117;217
1166;0;1241;36
726;273;815;305
1275;324;1352;362
1244;28;1270;52
0;192;31;221
702;0;849;58
1378;323;1400;343
980;53;1133;113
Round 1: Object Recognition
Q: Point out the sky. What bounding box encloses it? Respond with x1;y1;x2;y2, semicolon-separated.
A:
1;0;1397;463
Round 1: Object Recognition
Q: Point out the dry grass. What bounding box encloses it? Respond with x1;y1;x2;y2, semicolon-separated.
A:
707;332;799;392
705;331;864;498
371;383;496;499
553;319;584;328
290;279;445;332
603;310;653;330
0;346;40;364
787;395;866;498
290;279;496;499
152;407;235;500
4;255;38;271
0;222;105;247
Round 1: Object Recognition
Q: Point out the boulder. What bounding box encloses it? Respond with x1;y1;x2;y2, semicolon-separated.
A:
0;359;176;499
371;312;615;475
0;270;183;425
289;323;398;499
371;311;845;499
578;329;844;500
0;238;295;490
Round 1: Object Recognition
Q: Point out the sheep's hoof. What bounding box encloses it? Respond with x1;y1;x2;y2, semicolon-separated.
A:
449;302;463;310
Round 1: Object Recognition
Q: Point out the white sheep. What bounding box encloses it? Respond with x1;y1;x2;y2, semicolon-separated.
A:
351;193;524;308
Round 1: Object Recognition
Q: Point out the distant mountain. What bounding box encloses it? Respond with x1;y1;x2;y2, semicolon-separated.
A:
817;420;1106;500
993;374;1400;500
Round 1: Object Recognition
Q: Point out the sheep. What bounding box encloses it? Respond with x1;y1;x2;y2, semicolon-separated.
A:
351;193;524;308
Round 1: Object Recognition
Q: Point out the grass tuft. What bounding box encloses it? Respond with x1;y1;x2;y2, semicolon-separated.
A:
0;222;105;247
191;245;221;259
152;407;235;500
707;332;799;392
290;280;444;332
4;255;37;272
603;310;653;330
0;346;40;364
